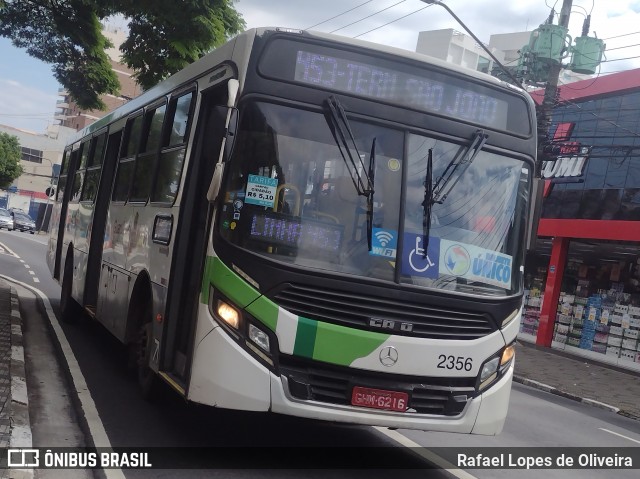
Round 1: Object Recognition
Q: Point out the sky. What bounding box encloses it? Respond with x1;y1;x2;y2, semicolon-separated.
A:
1;0;639;134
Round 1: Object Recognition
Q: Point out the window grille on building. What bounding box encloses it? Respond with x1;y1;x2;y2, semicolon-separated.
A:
21;147;43;164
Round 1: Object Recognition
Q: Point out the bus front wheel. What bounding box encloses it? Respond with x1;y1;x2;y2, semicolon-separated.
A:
60;256;80;323
134;304;158;398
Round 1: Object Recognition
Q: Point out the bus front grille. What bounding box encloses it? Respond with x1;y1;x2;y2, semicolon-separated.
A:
280;356;476;416
269;282;497;339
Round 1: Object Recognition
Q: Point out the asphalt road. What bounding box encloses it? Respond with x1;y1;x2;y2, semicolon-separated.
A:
1;229;639;479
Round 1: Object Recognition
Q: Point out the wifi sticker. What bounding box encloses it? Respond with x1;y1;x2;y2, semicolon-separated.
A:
370;228;398;258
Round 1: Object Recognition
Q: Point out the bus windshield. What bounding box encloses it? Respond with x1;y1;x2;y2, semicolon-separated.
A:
219;100;530;296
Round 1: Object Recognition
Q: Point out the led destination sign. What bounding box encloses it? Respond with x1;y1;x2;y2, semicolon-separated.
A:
249;211;344;254
258;38;531;134
294;50;508;129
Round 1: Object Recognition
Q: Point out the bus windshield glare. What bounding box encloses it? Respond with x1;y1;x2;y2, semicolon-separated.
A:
219;101;530;297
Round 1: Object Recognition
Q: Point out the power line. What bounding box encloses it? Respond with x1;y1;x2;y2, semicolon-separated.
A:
600;55;640;63
305;0;376;30
603;31;640;41
353;4;432;38
605;43;640;52
330;0;408;34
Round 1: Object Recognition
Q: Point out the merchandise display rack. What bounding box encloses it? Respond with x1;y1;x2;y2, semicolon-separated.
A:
551;283;640;369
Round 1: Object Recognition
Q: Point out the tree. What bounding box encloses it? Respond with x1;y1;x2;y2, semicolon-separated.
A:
0;132;23;189
0;1;245;110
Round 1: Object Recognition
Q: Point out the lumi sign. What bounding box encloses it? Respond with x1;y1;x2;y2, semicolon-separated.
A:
542;146;591;179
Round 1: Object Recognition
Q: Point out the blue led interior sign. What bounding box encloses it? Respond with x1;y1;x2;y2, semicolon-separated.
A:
249;212;344;253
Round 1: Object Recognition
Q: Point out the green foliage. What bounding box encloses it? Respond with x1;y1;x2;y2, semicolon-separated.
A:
0;1;245;110
0;132;23;189
118;0;246;89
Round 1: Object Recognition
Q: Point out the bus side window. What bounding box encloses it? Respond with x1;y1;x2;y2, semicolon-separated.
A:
130;103;166;202
112;114;143;202
151;91;195;204
80;133;107;203
56;149;71;202
70;141;90;203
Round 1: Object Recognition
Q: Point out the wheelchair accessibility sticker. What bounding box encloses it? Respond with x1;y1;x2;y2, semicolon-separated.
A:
401;233;440;278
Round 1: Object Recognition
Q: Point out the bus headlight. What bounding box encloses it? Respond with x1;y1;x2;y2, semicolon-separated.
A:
248;323;270;352
216;300;240;329
478;344;516;391
209;290;277;369
479;357;500;390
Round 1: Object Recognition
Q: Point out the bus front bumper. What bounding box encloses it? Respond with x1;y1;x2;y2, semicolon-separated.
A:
188;326;514;435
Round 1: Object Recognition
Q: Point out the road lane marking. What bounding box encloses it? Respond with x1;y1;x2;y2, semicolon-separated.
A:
0;241;20;258
33;278;40;283
24;264;30;268
29;271;35;275
20;259;25;263
0;274;126;479
599;428;640;444
373;426;478;479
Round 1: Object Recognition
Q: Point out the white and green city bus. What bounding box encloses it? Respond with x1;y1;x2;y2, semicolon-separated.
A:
47;27;537;435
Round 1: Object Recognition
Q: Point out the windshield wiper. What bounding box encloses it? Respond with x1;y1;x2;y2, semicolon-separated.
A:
324;96;374;197
432;130;489;204
421;149;433;256
323;96;375;250
366;138;376;251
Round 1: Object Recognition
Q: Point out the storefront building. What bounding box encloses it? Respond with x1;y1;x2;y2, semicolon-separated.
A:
522;68;640;372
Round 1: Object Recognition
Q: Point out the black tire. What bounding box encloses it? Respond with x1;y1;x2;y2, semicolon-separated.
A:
134;301;158;398
60;257;80;323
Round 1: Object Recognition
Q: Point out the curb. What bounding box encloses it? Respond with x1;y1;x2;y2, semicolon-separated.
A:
9;286;34;479
513;374;640;420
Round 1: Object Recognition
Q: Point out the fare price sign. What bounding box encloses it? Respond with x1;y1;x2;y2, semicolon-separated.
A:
245;175;278;208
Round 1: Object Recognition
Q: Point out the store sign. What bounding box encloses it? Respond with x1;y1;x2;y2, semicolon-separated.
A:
541;146;591;179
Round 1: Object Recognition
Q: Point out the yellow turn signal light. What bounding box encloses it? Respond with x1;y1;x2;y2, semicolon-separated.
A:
500;344;515;366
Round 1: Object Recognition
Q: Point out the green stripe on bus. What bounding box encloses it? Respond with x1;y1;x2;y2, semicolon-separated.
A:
245;295;279;331
293;316;318;358
313;321;389;366
201;256;261;308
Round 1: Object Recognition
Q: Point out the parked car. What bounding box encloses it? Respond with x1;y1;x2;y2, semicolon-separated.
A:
11;211;36;233
0;208;14;230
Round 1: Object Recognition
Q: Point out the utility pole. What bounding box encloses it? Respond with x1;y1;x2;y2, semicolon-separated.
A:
535;0;573;348
536;0;573;175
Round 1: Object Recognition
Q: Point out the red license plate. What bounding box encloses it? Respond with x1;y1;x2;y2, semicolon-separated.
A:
351;386;408;412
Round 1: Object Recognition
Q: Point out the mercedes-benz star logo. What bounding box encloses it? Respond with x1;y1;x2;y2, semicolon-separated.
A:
379;346;398;367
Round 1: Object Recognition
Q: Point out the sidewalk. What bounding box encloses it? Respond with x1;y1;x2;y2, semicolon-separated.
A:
0;278;31;477
513;340;640;419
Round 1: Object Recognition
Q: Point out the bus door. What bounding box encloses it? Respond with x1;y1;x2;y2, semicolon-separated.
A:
161;79;232;385
53;146;80;280
83;130;123;310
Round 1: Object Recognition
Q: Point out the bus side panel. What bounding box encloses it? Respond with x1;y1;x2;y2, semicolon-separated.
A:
63;199;80;302
96;262;133;339
102;203;128;270
71;201;94;306
46;199;63;280
96;200;129;339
